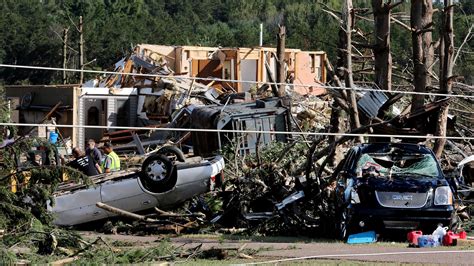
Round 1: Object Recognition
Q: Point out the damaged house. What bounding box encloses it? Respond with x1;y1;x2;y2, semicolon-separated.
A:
5;44;327;152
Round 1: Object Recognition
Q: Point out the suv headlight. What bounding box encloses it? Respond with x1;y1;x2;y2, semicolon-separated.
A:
434;186;453;206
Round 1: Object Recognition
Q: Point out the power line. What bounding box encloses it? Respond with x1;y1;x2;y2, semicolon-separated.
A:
0;63;473;99
0;122;472;140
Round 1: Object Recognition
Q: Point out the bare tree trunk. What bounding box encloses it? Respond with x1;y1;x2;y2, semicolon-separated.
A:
328;102;343;166
372;0;393;91
336;27;346;80
79;16;84;85
411;0;434;112
324;57;349;111
276;25;286;98
62;28;69;84
434;0;454;158
344;0;363;143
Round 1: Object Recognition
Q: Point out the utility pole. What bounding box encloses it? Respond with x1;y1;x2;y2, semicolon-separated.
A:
62;28;69;84
79;16;84;85
276;25;286;98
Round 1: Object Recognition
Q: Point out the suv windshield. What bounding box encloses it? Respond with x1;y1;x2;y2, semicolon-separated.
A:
356;151;440;178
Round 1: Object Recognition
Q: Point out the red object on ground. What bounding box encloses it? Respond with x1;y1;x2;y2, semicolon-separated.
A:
443;231;467;246
408;230;423;245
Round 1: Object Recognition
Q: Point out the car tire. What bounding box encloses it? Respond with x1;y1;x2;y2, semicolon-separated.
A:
157;146;185;162
139;154;177;193
291;199;321;229
338;207;354;240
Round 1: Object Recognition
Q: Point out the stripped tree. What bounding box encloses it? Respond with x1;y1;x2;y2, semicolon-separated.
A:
410;0;434;113
343;0;362;142
433;0;455;158
371;0;403;91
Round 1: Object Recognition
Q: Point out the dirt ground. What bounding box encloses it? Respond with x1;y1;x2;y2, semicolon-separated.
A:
79;232;474;265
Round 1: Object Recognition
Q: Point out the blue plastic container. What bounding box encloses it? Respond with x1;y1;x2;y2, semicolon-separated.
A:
347;231;377;244
49;132;58;144
417;236;440;247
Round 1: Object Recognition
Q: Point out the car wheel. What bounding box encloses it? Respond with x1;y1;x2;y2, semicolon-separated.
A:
291;199;321;228
338;207;353;240
139;154;178;193
157;146;185;162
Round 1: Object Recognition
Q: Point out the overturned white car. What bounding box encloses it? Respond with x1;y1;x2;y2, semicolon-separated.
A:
48;154;225;226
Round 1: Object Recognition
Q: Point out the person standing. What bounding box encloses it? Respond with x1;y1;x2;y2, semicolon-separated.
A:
101;142;120;173
86;139;102;174
67;147;99;176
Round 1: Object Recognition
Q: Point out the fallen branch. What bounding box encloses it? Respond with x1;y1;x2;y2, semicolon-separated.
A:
153;207;205;218
453;24;474;66
309;117;398;180
96;202;158;223
69;236;110;258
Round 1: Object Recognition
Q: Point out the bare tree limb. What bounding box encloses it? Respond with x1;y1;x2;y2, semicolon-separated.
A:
387;1;404;11
453;24;474;66
322;9;343;23
391;16;413;31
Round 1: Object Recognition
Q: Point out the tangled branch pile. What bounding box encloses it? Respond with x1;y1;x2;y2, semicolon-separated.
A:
217;138;339;237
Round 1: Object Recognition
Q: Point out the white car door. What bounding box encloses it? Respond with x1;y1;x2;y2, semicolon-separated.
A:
100;177;158;215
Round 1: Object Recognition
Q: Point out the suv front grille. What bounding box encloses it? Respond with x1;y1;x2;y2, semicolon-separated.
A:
375;191;429;208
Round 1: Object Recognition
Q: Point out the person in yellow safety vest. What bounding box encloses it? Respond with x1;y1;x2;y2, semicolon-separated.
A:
101;142;121;173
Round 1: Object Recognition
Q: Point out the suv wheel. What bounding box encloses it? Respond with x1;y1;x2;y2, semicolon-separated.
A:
338;207;354;240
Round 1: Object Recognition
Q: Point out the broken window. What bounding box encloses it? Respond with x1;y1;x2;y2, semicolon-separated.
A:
356;152;440;178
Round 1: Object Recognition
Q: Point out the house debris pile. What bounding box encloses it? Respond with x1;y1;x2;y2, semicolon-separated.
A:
79;44;329;153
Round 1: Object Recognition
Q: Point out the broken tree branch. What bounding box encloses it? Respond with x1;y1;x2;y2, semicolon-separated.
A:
153;207;205;218
97;202;159;223
391;16;413;31
387;0;404;11
322;9;343;23
453;24;474;66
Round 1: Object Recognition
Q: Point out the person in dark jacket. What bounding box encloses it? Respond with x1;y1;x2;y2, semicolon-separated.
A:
67;147;99;176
